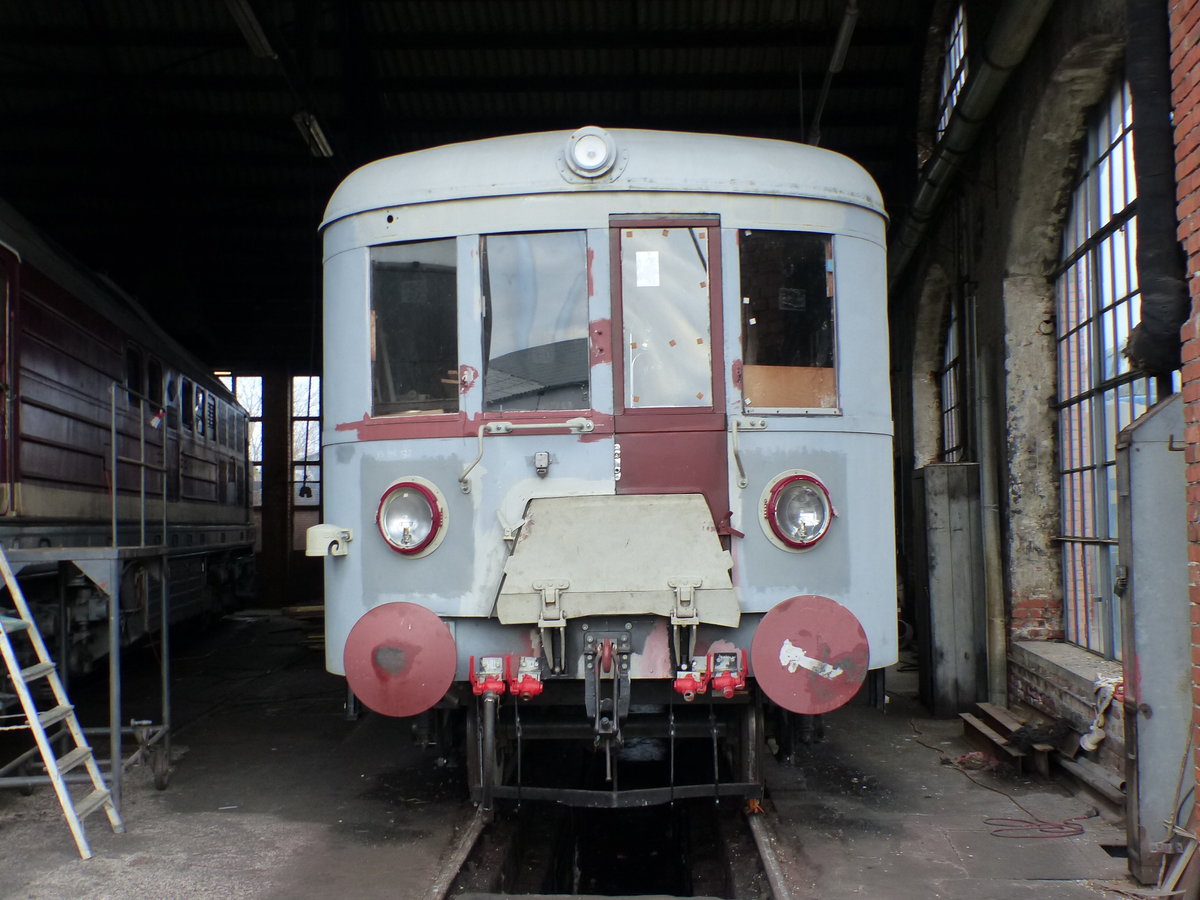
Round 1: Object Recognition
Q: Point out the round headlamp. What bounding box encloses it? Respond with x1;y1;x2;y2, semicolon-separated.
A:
762;472;835;550
376;478;447;556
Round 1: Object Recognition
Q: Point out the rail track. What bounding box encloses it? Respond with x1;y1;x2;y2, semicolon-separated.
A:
427;796;794;900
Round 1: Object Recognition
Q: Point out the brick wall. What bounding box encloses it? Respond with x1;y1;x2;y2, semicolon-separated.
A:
1170;0;1200;819
1010;593;1065;642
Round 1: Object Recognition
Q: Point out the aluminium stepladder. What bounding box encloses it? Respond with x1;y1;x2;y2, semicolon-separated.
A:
0;547;124;858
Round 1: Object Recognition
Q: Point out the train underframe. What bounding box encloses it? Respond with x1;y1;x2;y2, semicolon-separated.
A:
0;527;254;681
457;679;766;811
342;586;879;812
384;608;879;813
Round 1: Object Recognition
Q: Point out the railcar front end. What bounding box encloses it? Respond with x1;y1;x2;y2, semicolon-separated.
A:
312;128;896;808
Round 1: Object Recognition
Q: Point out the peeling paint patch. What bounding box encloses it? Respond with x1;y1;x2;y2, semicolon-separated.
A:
458;364;479;395
779;638;845;679
589;317;612;369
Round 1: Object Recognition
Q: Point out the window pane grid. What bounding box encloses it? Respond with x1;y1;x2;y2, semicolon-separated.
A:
936;5;968;137
939;303;964;461
292;375;320;506
1055;81;1154;658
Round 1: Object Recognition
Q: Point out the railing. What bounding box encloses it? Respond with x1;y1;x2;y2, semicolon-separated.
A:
109;382;168;550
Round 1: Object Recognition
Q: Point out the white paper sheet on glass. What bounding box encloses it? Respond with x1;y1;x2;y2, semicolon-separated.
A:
635;250;660;287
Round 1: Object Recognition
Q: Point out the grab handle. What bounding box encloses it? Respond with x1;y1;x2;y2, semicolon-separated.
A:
459;418;594;493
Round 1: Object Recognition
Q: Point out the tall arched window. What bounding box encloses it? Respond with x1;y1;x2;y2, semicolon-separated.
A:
939;302;964;461
1054;81;1162;657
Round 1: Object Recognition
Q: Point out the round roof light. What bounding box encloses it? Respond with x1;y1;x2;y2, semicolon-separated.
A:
565;126;617;178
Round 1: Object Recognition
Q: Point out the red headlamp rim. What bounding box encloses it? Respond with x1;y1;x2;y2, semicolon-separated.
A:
766;474;833;549
376;480;442;555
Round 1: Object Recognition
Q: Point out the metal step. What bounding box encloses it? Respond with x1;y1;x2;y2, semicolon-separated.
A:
37;704;74;728
0;545;123;859
56;746;93;774
0;614;31;634
74;788;112;820
19;661;57;683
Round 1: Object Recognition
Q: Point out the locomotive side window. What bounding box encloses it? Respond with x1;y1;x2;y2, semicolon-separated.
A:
147;358;163;407
165;374;179;428
181;379;194;430
125;344;144;406
481;231;589;411
739;230;837;410
195;388;206;436
370;239;458;416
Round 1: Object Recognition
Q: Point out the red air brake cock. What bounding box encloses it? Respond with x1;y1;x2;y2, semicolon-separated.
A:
709;650;748;699
673;657;710;701
508;656;545;700
469;655;508;696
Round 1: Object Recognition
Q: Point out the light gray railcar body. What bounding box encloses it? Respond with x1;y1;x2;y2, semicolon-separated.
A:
313;127;895;806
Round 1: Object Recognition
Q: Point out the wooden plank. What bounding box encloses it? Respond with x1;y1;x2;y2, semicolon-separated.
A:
742;364;836;409
976;701;1026;735
960;712;1026;761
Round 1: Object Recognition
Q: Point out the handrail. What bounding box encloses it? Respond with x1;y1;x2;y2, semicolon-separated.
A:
109;382;168;549
459;417;594;493
731;417;766;489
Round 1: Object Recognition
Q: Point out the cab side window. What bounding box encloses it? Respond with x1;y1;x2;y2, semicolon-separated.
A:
370;238;458;416
739;230;836;410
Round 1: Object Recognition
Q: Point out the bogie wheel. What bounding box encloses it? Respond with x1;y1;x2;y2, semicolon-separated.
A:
465;696;510;816
735;689;767;787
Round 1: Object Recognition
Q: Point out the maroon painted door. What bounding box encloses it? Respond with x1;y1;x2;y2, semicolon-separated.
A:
611;217;729;525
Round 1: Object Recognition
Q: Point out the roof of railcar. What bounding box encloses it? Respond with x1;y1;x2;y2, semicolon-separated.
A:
0;197;236;402
323;128;886;229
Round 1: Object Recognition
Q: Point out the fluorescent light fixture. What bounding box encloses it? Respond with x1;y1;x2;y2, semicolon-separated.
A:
292;111;334;158
225;0;277;60
828;0;859;73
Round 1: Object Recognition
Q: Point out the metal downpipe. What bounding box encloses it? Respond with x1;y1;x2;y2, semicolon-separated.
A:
977;337;1008;705
888;0;1055;289
1125;0;1188;375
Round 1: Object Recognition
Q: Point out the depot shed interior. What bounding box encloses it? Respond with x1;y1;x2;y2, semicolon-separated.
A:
1;0;1197;886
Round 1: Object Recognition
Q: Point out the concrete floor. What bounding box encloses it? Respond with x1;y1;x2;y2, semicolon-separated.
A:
0;613;1137;899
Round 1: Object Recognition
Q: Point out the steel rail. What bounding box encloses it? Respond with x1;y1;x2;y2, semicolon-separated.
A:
425;805;488;900
747;808;794;900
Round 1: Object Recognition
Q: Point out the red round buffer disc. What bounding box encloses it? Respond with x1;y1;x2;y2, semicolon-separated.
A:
343;602;457;718
750;594;870;715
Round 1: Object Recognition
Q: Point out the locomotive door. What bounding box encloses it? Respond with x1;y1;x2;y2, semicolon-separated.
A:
611;217;729;524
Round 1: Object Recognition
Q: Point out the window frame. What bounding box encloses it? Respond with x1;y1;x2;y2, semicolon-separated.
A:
609;215;726;427
368;238;460;418
737;228;840;416
1054;80;1161;659
479;229;592;414
936;4;968;138
938;300;966;461
291;374;321;507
